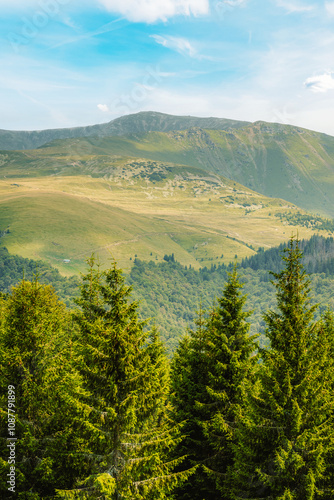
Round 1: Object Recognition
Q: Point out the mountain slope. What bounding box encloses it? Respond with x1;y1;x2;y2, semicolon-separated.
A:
0;158;330;275
2;121;334;216
0;111;250;151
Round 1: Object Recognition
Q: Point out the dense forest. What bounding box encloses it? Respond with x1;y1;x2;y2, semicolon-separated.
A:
1;237;334;499
0;247;79;307
128;235;334;351
1;236;334;353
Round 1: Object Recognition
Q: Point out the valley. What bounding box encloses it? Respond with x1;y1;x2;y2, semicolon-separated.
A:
0;112;334;275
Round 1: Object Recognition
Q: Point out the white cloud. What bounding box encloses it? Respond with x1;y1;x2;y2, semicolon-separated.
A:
304;72;334;93
151;35;197;57
223;0;247;6
97;104;110;112
275;0;315;13
98;0;209;23
325;2;334;16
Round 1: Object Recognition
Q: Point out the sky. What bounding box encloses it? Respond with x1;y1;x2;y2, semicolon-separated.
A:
1;0;334;135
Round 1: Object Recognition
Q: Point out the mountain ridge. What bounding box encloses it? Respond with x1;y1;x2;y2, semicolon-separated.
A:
3;121;333;217
0;111;251;151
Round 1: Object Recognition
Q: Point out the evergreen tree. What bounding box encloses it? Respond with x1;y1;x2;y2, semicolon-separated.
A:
171;269;257;499
317;310;334;499
202;267;258;498
0;280;89;499
57;257;190;499
233;237;334;500
171;307;218;500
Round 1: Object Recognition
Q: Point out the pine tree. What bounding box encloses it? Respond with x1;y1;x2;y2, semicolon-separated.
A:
317;309;334;499
0;279;89;499
171;306;218;500
202;266;258;498
171;269;257;499
57;257;190;499
233;237;334;500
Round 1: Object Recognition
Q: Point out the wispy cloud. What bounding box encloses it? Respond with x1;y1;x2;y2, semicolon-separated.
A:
59;15;80;31
98;0;209;23
50;17;128;49
275;0;315;13
223;0;247;6
304;72;334;92
325;1;334;16
151;35;197;58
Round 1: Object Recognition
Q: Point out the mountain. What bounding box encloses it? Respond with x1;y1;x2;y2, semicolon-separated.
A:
0;111;250;151
2;120;334;216
0;155;331;275
1;112;334;274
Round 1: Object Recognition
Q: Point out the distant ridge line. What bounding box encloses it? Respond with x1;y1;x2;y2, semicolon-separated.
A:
0;111;251;150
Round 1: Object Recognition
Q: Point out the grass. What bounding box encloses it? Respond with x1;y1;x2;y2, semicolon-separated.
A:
0;159;329;275
2;122;334;216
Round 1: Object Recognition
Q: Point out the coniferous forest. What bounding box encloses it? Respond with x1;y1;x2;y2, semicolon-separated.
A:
1;238;334;499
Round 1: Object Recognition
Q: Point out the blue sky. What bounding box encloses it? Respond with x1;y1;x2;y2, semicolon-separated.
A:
1;0;334;135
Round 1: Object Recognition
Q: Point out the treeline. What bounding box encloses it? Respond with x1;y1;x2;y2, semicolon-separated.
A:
1;239;334;498
129;244;334;351
275;211;334;232
241;234;334;274
2;236;334;353
0;247;79;306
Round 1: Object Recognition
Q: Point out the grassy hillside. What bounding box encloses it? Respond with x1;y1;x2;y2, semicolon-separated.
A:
2;120;334;216
0;156;331;275
1;117;334;273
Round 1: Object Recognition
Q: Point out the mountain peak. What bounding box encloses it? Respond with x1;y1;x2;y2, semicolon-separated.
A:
0;112;250;151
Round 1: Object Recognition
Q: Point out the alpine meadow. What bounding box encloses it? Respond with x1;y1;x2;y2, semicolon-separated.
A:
2;0;334;498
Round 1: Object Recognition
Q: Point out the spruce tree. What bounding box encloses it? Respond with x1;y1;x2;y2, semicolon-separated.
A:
171;307;218;500
0;280;89;499
171;269;257;499
233;237;334;500
317;310;334;499
202;267;258;497
57;257;190;499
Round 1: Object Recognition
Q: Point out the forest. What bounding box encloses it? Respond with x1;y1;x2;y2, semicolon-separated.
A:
1;237;334;499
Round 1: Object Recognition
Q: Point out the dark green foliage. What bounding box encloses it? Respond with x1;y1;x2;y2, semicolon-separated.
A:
0;247;79;306
57;257;190;499
233;238;334;499
171;310;218;500
0;280;89;499
318;310;334;499
202;268;258;497
171;269;258;499
163;253;175;263
241;235;334;275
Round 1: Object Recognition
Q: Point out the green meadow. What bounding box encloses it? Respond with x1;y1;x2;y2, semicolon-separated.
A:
0;166;327;275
